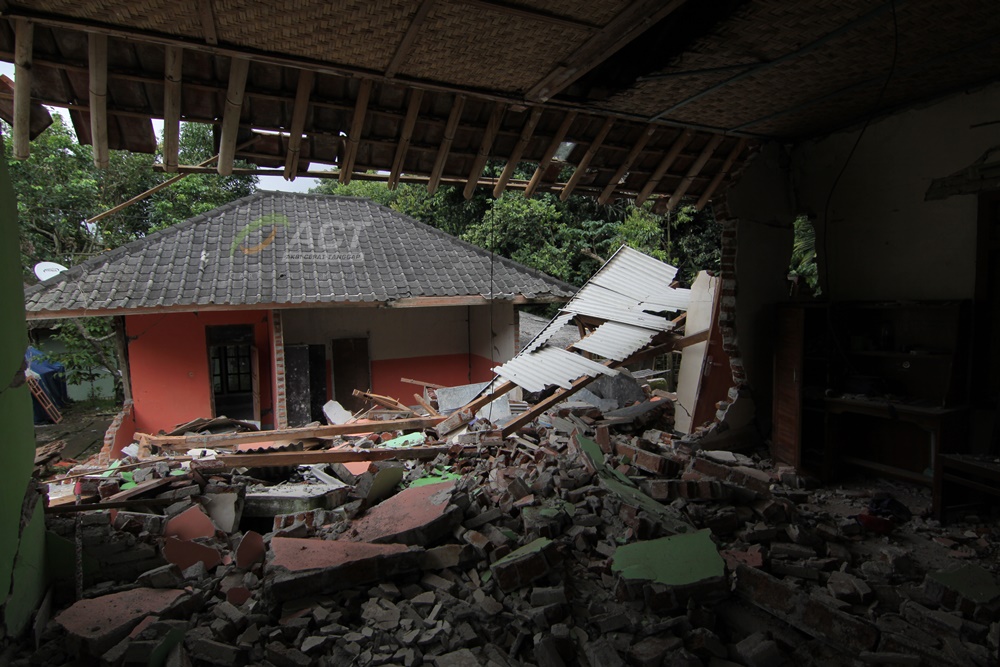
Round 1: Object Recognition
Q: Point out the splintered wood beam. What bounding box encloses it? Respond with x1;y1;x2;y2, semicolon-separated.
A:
526;0;685;102
663;133;724;212
12;18;32;160
695;138;747;211
388;88;424;189
197;0;219;45
463;102;506;199
523;110;577;198
88;33;109;169
493;107;542;197
560;117;613;201
217;56;250;176
283;69;314;180
386;0;435;78
162;46;183;173
635;129;693;205
428;94;465;194
597;124;656;205
340;78;372;184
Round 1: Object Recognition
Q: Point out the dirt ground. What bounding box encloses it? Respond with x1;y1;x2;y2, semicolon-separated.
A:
34;400;117;461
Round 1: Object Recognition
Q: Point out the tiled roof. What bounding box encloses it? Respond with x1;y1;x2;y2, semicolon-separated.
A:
24;193;575;316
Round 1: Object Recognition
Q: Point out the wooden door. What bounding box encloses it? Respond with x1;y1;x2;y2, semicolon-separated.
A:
331;338;370;413
772;306;804;467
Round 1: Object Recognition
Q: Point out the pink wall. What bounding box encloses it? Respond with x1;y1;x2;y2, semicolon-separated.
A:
126;311;273;435
370;353;495;403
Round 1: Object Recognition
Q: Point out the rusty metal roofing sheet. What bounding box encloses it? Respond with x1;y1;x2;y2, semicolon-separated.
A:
493;346;616;394
571;321;658;361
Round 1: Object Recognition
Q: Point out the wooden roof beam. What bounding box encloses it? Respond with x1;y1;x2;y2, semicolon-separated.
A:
283;69;314;180
162;46;182;173
197;0;219;45
217;56;249;176
386;0;435;78
635;129;693;205
695;138;747;210
526;0;686;103
12;18;32;160
524;110;577;198
88;32;109;169
428;94;465;194
493;107;542;197
463;102;506;199
339;78;372;184
459;0;600;32
388;88;424;189
661;134;724;212
597;124;656;205
559;117;613;201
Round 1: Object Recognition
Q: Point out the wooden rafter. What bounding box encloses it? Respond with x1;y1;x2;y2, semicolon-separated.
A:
597;125;657;205
560;117;613;201
635;129;693;205
88;32;109;169
197;0;219;45
663;134;724;212
162;46;183;173
460;0;600;32
283;69;314;180
12;18;32;160
340;78;372;184
428;94;465;194
386;0;435;78
524;110;577;198
695;138;747;210
217;56;249;176
526;0;686;103
493;107;542;197
388;88;424;189
463;101;506;199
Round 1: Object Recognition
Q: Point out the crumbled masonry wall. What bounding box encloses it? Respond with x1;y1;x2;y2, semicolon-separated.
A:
125;310;274;435
100;400;135;462
0;136;46;640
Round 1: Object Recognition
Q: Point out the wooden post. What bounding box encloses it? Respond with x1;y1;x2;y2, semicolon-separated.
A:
493;108;542;197
88;33;109;169
339;79;372;184
428;94;465;194
217;57;250;176
523;111;577;198
560;117;613;201
162;46;183;173
12;19;33;160
388;88;424;189
597;124;656;205
283;69;314;180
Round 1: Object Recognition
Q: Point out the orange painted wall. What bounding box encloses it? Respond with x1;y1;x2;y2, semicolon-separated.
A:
126;311;273;435
370;353;495;402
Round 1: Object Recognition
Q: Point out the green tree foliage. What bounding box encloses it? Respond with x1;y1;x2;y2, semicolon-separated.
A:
788;215;821;297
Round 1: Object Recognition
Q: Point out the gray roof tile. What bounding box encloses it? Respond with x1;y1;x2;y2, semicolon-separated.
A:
25;193;575;315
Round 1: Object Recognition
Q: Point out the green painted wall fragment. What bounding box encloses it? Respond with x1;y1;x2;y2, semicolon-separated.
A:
491;537;552;567
611;529;724;587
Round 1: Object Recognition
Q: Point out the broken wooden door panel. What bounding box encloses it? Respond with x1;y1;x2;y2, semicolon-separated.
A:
772;306;804;468
331;337;370;414
674;271;720;434
285;344;312;427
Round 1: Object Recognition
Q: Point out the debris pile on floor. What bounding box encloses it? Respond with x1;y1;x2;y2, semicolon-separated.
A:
18;386;1000;667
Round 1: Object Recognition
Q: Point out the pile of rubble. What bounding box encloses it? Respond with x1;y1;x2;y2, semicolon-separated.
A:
14;391;1000;667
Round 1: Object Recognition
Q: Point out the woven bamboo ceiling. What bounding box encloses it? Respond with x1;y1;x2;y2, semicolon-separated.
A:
0;0;997;206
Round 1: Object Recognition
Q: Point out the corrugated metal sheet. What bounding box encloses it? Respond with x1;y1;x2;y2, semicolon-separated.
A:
523;312;575;354
589;246;679;303
572;321;658;361
494;346;617;393
562;284;678;330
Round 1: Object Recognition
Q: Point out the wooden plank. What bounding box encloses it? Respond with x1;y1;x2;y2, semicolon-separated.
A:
339;79;372;184
12;18;32;160
138;416;444;449
695;137;747;211
493;107;543;197
459;0;599;32
88;33;109;169
104;475;183;502
463;102;506;199
162;46;183;173
413;393;441;417
45;497;174;514
560;117;613;201
400;377;445;389
283;69;314;180
388;88;424;189
597;124;656;205
217;56;250;176
635;129;692;205
386;0;436;78
203;445;457;470
501;374;598;437
524;110;577;198
663;133;724;212
352;388;414;414
428;94;465;194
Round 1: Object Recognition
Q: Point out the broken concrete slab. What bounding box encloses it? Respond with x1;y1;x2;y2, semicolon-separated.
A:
202;490;244;534
347;482;461;546
54;587;185;655
235;531;265;570
243;481;350;518
322;400;353;425
162;537;222;572
267;538;421;602
164;505;217;541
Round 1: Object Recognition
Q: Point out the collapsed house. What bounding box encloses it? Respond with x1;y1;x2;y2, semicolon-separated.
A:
1;1;1000;665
